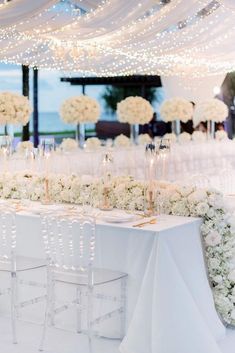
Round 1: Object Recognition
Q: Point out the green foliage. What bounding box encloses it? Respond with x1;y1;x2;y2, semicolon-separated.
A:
101;85;157;114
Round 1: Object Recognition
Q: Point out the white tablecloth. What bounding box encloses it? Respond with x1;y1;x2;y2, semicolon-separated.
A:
3;208;225;353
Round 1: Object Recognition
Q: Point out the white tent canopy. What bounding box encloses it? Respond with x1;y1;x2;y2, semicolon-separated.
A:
0;0;234;77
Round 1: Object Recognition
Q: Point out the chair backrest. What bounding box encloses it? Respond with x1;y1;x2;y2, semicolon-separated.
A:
218;168;235;195
41;213;96;272
0;207;16;268
187;173;211;189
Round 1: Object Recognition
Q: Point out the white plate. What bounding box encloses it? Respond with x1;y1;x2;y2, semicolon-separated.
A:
100;213;137;223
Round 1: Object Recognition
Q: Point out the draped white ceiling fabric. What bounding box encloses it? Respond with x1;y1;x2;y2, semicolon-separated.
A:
0;0;234;77
161;74;226;103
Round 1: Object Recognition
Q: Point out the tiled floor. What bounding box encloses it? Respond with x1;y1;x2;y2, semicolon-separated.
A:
0;317;120;353
0;316;235;353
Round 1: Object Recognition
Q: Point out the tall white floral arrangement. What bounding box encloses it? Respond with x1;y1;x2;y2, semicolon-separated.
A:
193;98;228;127
0;92;32;125
60;95;100;124
117;96;153;124
160;97;193;123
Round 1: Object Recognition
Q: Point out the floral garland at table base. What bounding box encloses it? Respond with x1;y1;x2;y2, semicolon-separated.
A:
0;172;235;326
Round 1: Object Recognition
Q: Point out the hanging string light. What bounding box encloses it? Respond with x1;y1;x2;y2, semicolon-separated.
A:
0;0;234;77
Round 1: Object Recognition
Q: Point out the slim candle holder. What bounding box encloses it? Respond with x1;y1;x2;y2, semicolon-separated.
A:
144;143;157;216
99;152;114;211
144;186;155;216
99;185;113;211
41;177;53;205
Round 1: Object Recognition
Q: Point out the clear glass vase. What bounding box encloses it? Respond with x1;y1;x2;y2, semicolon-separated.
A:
207;120;215;140
130;124;139;145
5;124;14;139
76;123;85;148
171;119;181;136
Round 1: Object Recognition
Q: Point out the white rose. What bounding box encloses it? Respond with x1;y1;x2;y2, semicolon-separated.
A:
196;202;209;216
163;133;177;143
85;137;101;150
231;309;235;320
213;275;223;284
215;130;228;141
228;270;235;282
160;97;193;123
205;231;222;247
117;96;153;125
228;215;235;230
178;132;191;143
208;194;224;209
209;258;221;269
188;189;207;203
193;98;228;126
60;95;100;124
138;134;152;145
192;131;206;142
206;207;215;218
60;138;77;151
170;192;181;202
179;186;194;197
114;134;131;147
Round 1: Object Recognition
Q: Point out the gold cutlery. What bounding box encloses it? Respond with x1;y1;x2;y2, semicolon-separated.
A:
132;218;157;228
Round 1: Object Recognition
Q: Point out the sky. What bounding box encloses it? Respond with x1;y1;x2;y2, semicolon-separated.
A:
0;63;104;113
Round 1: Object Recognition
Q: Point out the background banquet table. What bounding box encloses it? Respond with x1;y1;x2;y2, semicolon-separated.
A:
0;204;227;353
5;140;235;193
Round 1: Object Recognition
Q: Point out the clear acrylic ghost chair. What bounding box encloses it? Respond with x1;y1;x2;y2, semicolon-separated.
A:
218;168;235;195
0;207;46;344
39;213;128;352
187;173;211;189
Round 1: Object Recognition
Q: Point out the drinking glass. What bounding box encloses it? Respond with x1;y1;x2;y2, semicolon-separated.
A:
39;137;55;158
157;138;171;180
0;135;12;156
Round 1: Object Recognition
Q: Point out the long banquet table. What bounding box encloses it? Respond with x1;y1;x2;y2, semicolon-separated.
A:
0;203;227;353
5;139;235;188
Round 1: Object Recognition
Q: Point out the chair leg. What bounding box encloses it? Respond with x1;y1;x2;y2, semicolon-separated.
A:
87;285;94;353
76;286;82;333
49;279;55;326
39;269;53;351
120;277;127;340
11;271;17;344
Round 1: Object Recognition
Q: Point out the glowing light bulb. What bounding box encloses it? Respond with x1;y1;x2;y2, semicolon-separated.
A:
213;86;221;95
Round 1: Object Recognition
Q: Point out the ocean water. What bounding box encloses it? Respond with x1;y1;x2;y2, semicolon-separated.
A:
2;111;116;135
30;112;76;133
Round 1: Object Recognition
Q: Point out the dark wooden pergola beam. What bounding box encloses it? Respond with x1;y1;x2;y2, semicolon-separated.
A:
33;67;39;147
22;65;30;141
60;75;162;87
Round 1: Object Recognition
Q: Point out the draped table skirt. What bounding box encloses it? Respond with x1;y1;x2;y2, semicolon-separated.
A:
0;210;226;353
